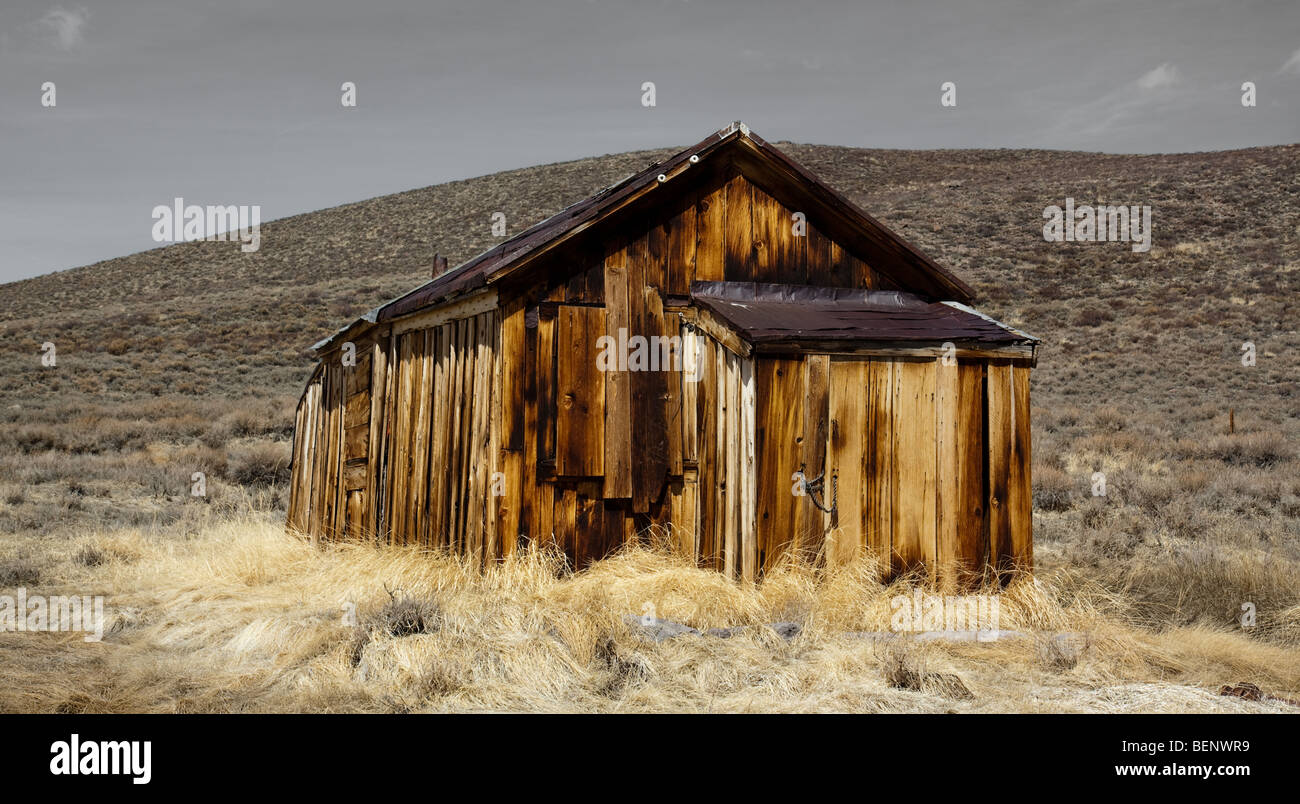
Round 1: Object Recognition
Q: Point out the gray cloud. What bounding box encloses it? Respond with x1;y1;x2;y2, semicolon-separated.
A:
35;5;89;51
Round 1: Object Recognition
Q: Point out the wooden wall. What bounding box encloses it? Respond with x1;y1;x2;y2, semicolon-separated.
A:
288;311;500;565
754;355;1033;585
287;334;383;544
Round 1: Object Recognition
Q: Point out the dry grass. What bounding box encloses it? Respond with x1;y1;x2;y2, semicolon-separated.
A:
1;511;1296;714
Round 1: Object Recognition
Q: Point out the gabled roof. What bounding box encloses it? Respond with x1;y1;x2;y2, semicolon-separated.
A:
691;281;1036;346
315;122;978;354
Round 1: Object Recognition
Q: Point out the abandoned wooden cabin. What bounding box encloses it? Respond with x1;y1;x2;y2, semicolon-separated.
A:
287;122;1038;582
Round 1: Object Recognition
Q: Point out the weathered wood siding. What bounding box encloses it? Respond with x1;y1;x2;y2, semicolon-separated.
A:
288;311;499;565
754;354;1033;584
289;164;1033;581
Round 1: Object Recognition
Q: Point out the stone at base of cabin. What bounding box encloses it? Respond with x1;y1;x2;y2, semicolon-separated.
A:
769;622;802;640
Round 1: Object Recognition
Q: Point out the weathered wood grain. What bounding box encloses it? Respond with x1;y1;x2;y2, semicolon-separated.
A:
722;175;753;282
827;358;868;566
755;358;803;573
602;252;633;499
1009;363;1033;574
799;354;830;560
986;360;1013;581
556;305;606;477
892;359;936;575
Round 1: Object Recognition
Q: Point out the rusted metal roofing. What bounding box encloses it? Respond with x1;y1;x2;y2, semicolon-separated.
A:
691;281;1036;345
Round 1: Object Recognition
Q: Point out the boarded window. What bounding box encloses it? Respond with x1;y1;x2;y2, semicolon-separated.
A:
551;305;606;477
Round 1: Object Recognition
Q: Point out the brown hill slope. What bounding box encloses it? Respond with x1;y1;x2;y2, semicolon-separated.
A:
2;144;1296;408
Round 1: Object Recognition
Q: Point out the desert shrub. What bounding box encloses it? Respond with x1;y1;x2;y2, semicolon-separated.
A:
347;592;442;667
0;559;42;587
1281;495;1300;519
1079;500;1108;530
183;445;229;479
220;407;274;439
1033;465;1076;512
1092;407;1128;433
1071;303;1114;328
14;425;60;453
73;537;140;567
880;643;971;699
200;421;233;450
1129;474;1176;517
1201;434;1294;468
74;545;108;567
228;442;289;486
380;595;441;638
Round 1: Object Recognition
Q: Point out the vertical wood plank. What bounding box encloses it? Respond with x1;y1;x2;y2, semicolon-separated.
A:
497;299;526;554
521;307;539;544
536;310;557;468
430;326;451;547
739;356;757;581
711;340;726;570
681;467;699;558
556;305;606;476
388;343;412;543
828;242;854;288
827;359;868;566
799;354;830;560
486;311;501;561
956;362;987;585
630;236;669;511
1009;363;1033;574
935;357;960;587
603;252;633;498
695;183;726;282
456;317;478;550
413;329;434;545
448;320;470;550
681;325;699;466
722;175;753;282
467;313;493;565
666;199;697;296
751;185;800;284
755;358;803;573
696;338;719;568
554;485;577;562
365;339;388;541
722;351;739;578
662;312;683;477
892;359;936;575
987;361;1013;580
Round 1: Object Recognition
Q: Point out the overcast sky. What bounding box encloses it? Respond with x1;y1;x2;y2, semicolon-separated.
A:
1;0;1297;283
